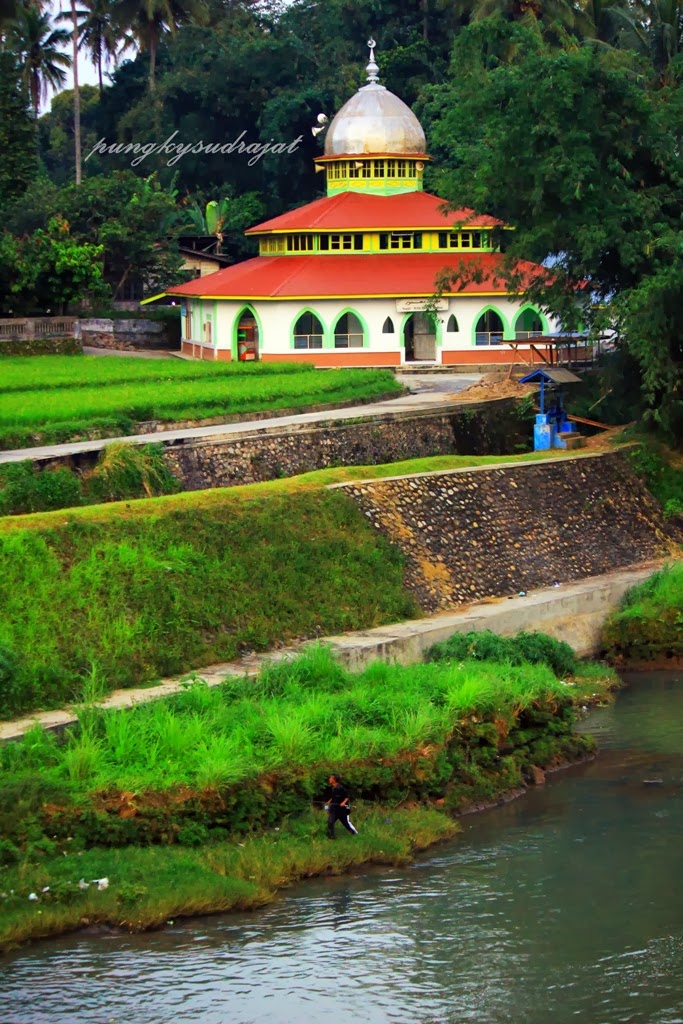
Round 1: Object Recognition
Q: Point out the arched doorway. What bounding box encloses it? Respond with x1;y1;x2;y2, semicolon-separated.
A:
403;312;436;362
236;308;259;361
475;309;504;346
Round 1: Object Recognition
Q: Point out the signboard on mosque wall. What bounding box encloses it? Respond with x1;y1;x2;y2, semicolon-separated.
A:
395;298;449;312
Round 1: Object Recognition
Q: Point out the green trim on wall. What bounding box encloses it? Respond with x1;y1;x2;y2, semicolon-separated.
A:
331;306;370;350
232;304;264;361
289;307;327;350
471;304;512;345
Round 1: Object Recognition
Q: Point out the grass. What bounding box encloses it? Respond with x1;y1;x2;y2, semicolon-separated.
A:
602;562;683;661
0;447;578;534
619;437;683;519
0;644;607;954
0;444;180;516
0;358;402;449
0;489;418;716
0;646;573;797
0;805;458;954
0;354;311;392
0;448;611;715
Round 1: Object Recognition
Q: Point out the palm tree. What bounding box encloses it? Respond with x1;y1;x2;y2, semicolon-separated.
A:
58;0;130;94
576;0;649;48
9;7;71;115
112;0;208;91
638;0;683;76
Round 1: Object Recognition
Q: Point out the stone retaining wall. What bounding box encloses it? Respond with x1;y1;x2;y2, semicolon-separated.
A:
75;317;180;351
162;400;526;490
337;452;679;612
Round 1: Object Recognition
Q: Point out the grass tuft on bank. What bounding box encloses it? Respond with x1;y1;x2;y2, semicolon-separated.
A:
602;562;683;661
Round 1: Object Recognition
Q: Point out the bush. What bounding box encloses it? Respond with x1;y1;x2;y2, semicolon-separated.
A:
623;443;683;515
0;462;82;516
0;839;20;866
602;563;683;660
84;443;180;503
0;647;589;851
426;629;578;678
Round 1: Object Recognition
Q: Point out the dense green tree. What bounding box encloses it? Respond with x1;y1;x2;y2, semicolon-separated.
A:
5;172;184;298
0;52;37;211
8;7;72;115
422;23;683;433
112;0;210;90
38;86;104;184
0;216;105;314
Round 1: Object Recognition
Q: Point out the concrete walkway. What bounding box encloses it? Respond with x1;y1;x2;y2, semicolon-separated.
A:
0;374;481;464
0;563;657;745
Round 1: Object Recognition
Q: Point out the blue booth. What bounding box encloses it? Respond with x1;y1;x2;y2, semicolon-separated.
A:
518;367;583;452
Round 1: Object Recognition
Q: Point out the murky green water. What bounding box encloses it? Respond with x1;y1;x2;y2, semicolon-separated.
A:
2;672;682;1024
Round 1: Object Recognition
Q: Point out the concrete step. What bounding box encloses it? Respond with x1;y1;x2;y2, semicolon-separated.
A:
560;434;587;450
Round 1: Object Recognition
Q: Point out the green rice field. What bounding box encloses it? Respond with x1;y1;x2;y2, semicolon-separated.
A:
0;356;401;449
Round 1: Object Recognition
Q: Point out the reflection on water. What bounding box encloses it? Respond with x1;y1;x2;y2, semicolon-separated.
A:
2;672;683;1024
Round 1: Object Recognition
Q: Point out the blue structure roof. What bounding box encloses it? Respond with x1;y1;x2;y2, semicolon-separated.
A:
518;368;582;385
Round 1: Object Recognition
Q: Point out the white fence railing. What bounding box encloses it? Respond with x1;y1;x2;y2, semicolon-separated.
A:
0;318;77;340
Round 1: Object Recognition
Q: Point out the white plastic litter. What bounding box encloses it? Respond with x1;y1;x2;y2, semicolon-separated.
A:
95;877;109;891
78;878;89;890
28;893;38;901
41;886;50;893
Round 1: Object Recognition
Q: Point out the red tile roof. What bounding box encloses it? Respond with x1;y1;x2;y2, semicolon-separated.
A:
167;252;544;299
245;191;501;234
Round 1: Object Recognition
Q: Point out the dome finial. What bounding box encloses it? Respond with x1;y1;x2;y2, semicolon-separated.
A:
366;37;379;84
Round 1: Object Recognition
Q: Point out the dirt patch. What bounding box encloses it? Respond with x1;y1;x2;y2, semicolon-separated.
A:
457;372;536;403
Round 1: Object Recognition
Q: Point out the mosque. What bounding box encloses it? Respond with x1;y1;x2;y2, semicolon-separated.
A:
167;41;558;365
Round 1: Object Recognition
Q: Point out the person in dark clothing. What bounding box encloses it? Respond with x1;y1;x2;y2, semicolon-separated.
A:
326;773;359;839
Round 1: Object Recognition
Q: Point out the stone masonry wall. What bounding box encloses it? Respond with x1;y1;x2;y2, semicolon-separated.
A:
163;400;525;490
75;318;180;351
337;452;679;613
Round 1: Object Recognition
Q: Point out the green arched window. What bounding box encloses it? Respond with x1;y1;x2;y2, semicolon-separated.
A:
293;312;324;349
334;312;364;348
515;309;544;339
475;310;504;346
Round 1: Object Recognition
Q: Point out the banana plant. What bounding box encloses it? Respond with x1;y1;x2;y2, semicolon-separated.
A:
180;197;230;254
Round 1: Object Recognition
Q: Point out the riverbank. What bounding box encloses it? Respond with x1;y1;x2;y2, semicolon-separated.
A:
0;806;458;954
602;562;683;665
0;644;612;954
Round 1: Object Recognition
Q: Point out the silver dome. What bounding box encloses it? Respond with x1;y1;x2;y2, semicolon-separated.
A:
324;82;427;157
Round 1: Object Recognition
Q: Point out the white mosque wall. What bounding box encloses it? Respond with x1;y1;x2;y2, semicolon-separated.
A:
179;295;560;365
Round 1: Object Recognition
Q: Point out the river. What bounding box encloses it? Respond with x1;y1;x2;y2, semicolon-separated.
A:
2;671;682;1024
